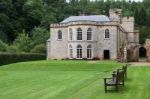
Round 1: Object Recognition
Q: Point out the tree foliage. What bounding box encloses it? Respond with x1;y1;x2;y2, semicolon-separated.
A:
0;0;150;52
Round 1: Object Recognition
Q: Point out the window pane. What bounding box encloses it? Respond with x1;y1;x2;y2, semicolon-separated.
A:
77;28;82;40
87;45;92;59
69;28;73;40
105;29;109;38
77;45;82;59
87;28;92;40
58;31;62;39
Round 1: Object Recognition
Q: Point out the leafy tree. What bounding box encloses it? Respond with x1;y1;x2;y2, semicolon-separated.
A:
13;31;32;52
31;27;49;46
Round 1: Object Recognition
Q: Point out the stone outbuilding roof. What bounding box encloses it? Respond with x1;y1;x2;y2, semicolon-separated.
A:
61;15;110;23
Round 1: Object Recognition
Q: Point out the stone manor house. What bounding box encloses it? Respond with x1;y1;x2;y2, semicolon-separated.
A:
47;9;139;61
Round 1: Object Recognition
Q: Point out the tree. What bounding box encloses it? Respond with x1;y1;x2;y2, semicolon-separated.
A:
139;6;147;25
31;27;49;46
13;31;32;52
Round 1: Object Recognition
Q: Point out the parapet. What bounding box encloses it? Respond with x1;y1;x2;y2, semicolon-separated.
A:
109;9;122;14
122;17;134;22
50;21;119;28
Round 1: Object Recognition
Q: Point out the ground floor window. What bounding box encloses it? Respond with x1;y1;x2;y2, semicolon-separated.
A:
69;45;73;59
77;45;82;59
87;45;92;59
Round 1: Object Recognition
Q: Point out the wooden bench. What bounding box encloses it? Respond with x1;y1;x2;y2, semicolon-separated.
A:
104;70;125;93
112;65;127;79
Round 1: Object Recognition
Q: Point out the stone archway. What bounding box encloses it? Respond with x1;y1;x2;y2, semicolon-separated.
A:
139;47;146;58
139;46;147;62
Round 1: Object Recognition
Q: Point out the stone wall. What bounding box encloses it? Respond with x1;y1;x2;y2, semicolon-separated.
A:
48;22;125;60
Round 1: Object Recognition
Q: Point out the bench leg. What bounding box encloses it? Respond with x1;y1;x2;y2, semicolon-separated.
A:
116;85;118;92
105;85;107;93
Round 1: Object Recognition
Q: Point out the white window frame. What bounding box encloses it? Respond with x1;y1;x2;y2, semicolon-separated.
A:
68;28;73;41
77;28;82;41
105;29;110;39
87;45;93;59
87;28;92;41
76;45;82;59
68;45;73;59
58;30;62;40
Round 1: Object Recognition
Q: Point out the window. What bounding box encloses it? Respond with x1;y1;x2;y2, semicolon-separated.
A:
87;28;92;40
69;28;73;40
105;29;110;38
77;45;82;59
87;45;93;59
68;45;73;59
58;30;62;39
77;28;82;40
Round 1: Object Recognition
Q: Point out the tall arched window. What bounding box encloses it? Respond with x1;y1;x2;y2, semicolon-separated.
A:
87;45;93;59
69;28;73;40
58;30;62;39
77;28;82;40
77;45;82;59
105;29;110;38
68;45;73;59
87;28;92;40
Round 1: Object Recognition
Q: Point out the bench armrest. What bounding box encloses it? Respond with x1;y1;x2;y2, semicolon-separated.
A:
103;78;113;79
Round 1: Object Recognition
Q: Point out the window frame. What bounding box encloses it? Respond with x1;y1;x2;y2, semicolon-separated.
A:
105;29;110;39
76;45;82;59
58;30;62;40
87;45;93;59
69;28;73;41
87;28;92;41
77;28;82;41
68;45;73;59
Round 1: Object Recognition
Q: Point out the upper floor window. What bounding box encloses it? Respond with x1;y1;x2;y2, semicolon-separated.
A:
87;28;92;40
77;28;82;40
105;29;110;38
58;30;62;40
69;28;73;40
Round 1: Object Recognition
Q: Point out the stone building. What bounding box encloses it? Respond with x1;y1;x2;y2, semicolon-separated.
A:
47;9;139;61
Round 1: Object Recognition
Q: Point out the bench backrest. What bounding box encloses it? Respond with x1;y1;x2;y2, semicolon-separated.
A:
123;65;127;73
116;70;124;84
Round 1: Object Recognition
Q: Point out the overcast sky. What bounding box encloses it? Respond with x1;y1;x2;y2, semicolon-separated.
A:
66;0;143;2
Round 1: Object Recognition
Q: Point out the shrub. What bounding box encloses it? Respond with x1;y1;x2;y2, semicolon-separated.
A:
13;33;32;52
0;40;8;52
30;44;46;53
0;53;46;66
7;45;20;53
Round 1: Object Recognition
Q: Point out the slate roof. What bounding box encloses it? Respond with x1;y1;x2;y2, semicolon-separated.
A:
61;15;110;23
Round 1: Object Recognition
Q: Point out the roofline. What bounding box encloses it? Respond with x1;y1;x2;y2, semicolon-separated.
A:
50;21;118;28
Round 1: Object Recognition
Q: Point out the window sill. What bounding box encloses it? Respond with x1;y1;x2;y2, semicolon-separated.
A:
87;40;93;41
104;38;110;40
76;58;83;59
57;39;62;41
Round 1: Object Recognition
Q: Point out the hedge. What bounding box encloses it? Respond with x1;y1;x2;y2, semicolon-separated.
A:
0;53;46;66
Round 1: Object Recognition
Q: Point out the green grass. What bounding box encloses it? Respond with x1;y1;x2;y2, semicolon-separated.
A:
0;60;149;99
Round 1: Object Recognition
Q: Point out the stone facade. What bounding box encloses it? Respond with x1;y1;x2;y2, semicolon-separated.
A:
47;9;139;61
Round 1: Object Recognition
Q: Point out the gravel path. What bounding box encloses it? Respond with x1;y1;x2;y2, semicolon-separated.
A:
129;62;150;67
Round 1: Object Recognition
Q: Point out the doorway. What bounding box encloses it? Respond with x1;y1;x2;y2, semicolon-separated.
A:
104;50;110;59
139;47;146;62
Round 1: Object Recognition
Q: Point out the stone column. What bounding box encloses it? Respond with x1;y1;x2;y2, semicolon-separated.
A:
144;39;150;62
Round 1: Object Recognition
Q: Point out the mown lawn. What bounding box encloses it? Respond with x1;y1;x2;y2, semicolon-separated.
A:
0;60;149;99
